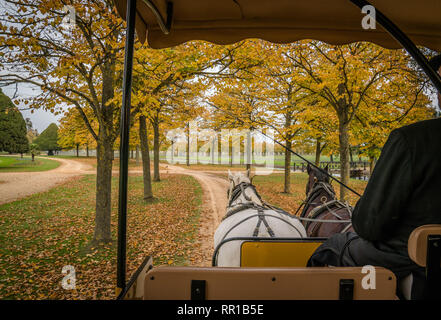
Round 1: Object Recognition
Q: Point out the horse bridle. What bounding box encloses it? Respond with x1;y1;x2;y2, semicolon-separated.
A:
300;181;336;218
224;180;351;236
300;180;353;233
227;182;262;208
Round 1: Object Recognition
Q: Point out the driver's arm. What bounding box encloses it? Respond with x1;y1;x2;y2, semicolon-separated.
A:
351;129;413;242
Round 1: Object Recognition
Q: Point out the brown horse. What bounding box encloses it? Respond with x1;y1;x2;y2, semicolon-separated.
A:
299;164;353;237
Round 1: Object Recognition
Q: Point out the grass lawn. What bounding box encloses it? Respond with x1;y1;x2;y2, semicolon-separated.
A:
0;156;60;172
0;173;202;300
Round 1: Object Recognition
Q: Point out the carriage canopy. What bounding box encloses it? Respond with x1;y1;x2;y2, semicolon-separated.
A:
114;0;441;51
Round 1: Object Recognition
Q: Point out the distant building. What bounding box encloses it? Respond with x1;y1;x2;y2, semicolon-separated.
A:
27;128;39;143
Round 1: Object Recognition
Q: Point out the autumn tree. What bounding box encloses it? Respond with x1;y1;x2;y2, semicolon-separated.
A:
208;65;268;169
58;107;96;156
132;41;258;186
295;99;338;166
129;42;208;197
211;41;316;193
352;79;433;173
0;0;126;244
286;41;432;200
256;42;316;193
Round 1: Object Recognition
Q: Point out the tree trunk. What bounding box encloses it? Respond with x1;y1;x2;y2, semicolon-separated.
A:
338;119;350;201
283;139;292;193
315;138;321;166
91;58;116;246
32;154;35;162
76;144;79;157
86;144;89;157
369;156;376;175
246;130;252;171
230;145;234;167
135;144;139;165
139;116;153;200
153;119;160;182
171;140;174;163
218;133;222;164
93;136;113;244
283;109;293;193
186;123;190;166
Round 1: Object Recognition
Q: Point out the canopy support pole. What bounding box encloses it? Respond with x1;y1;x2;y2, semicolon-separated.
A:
350;0;441;93
117;0;137;296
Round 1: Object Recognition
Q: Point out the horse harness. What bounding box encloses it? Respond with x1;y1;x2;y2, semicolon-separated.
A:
221;180;352;244
301;181;353;232
222;182;299;239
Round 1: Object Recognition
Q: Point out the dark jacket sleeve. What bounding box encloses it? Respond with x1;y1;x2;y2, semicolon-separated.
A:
352;129;413;242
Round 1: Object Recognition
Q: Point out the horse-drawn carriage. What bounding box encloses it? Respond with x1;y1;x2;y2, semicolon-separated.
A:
119;168;441;300
113;0;441;300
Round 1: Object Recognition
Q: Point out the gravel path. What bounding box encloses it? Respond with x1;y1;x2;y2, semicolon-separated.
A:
160;164;229;266
0;157;93;205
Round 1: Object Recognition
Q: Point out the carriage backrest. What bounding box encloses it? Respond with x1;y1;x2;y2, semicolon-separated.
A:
407;224;441;299
143;265;396;300
118;254;397;300
408;224;441;267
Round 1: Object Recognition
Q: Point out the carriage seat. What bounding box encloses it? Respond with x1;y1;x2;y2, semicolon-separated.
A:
142;265;396;300
400;224;441;300
408;224;441;267
119;255;397;300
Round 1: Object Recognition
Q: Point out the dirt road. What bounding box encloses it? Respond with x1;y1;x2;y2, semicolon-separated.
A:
162;164;229;266
0;157;93;205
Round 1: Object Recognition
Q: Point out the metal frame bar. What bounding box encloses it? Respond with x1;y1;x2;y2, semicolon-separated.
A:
426;235;441;300
350;0;441;93
117;255;153;300
116;0;137;295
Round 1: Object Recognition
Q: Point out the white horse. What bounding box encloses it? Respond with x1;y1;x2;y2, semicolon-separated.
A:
213;169;307;267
